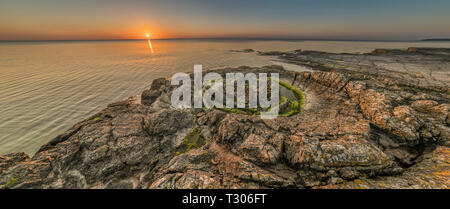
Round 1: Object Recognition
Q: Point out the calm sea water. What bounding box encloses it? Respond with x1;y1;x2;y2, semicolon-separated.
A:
1;40;450;155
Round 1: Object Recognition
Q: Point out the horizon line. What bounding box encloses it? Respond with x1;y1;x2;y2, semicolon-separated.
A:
0;37;449;42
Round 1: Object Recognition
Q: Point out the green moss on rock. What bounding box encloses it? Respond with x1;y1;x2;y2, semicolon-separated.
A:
6;177;19;186
277;80;306;114
175;127;205;155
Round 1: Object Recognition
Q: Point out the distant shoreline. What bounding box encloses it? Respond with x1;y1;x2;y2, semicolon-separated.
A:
420;38;450;42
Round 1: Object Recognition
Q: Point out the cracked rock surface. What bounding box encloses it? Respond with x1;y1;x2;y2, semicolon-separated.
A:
1;48;449;189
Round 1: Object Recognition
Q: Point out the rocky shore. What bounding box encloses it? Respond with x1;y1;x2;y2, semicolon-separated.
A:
1;48;449;189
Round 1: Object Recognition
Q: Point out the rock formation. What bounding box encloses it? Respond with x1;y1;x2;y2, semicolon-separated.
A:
1;48;449;189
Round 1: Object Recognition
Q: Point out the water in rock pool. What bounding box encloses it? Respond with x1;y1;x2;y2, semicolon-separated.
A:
1;39;450;155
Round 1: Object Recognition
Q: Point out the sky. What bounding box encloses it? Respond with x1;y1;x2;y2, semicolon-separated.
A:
0;0;449;40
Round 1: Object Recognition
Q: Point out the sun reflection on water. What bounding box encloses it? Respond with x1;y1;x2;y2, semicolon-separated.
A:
147;39;154;54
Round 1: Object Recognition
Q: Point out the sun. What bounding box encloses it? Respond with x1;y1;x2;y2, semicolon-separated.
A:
146;34;150;38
